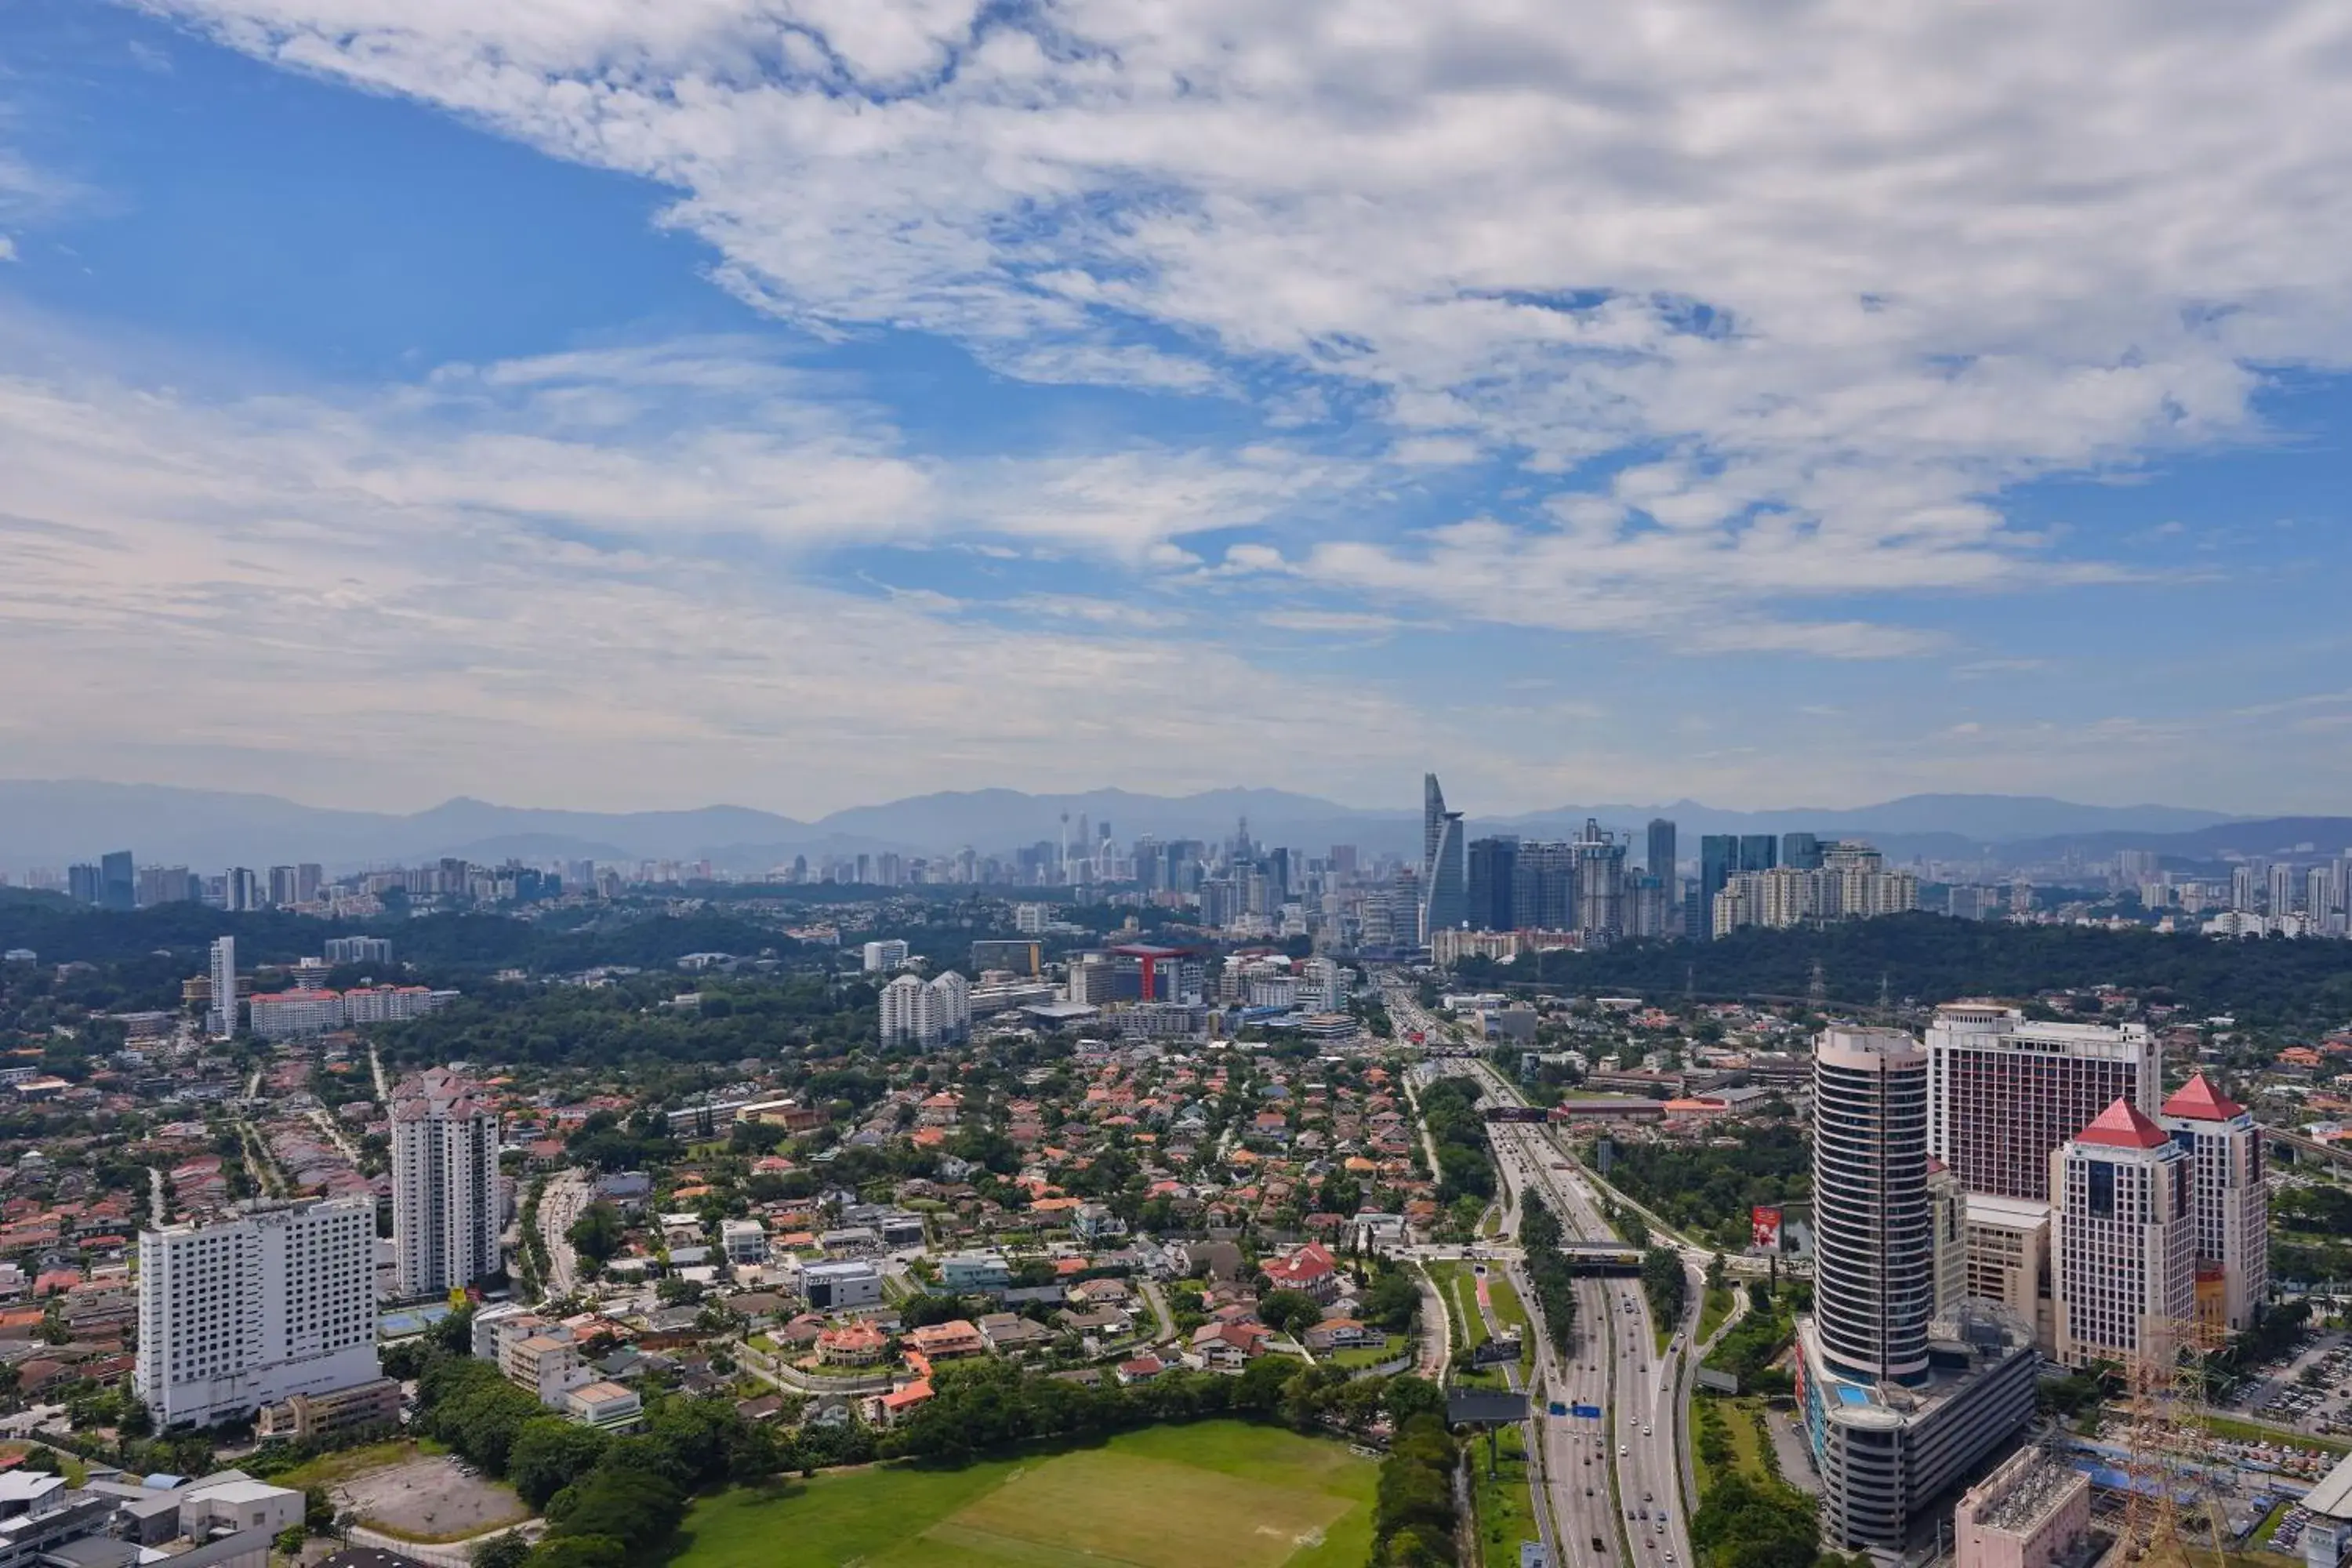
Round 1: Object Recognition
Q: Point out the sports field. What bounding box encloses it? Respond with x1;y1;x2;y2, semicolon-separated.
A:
670;1421;1377;1568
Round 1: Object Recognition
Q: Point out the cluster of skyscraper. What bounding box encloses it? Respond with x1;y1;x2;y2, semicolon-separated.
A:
1798;1007;2266;1547
1419;775;1678;948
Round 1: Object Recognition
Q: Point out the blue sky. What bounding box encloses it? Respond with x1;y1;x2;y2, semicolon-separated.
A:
4;0;2352;817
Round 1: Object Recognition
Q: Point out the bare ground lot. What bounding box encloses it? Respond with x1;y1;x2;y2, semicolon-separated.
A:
332;1450;531;1543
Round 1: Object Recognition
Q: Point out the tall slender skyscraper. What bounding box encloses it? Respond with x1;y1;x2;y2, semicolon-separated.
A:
207;935;237;1039
1646;818;1677;882
1419;773;1466;941
391;1068;501;1298
1797;1025;2039;1548
1812;1026;1933;1385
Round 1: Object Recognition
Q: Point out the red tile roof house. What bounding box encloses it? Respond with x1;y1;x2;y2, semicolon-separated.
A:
1190;1319;1275;1371
1261;1243;1342;1302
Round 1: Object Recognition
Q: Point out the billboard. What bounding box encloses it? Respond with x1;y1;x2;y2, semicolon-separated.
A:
1751;1204;1784;1251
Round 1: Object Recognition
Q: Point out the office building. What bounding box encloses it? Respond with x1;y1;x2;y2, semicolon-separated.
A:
207;936;238;1039
225;867;261;913
134;1196;379;1428
862;939;909;973
1466;837;1518;933
2050;1098;2194;1368
971;939;1042;975
2158;1073;2268;1334
267;866;301;908
100;851;136;913
1795;1024;2040;1548
1952;1449;2093;1568
1926;1003;2158;1202
880;971;971;1047
1813;1026;1934;1385
1780;832;1824;872
1420;773;1467;941
1647;818;1678;881
390;1067;501;1299
1697;833;1782;939
67;863;101;906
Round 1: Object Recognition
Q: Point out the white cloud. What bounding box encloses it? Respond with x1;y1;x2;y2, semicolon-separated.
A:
0;343;1437;811
132;0;2352;643
0;236;14;263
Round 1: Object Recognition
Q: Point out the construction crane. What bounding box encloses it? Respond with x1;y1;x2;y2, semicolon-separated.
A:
2116;1316;2230;1568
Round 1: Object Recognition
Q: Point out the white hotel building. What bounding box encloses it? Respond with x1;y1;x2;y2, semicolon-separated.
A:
135;1196;379;1429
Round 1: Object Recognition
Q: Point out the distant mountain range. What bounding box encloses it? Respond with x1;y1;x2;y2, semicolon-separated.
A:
0;778;2332;876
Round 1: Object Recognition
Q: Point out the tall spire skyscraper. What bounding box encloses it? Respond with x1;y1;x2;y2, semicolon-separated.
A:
1419;772;1466;942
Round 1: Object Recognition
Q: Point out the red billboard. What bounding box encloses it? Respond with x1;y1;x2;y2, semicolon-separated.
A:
1751;1205;1784;1251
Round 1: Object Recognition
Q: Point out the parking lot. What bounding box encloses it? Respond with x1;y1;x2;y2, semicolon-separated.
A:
2232;1329;2352;1434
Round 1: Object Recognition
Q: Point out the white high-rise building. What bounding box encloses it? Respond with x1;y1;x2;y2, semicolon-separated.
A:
862;939;909;973
2159;1073;2269;1334
135;1196;378;1429
390;1068;501;1299
206;935;237;1038
880;971;971;1047
2051;1098;2194;1368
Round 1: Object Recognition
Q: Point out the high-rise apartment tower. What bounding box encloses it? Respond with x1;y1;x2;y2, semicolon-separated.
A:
390;1068;501;1298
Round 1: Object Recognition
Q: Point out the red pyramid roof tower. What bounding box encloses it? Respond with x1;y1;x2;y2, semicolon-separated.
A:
2161;1073;2246;1122
2073;1095;2173;1150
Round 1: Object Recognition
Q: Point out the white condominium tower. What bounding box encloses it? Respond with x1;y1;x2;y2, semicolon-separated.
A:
206;935;237;1038
135;1195;378;1428
2158;1073;2269;1334
2050;1098;2194;1368
391;1066;501;1298
1925;1001;2158;1202
880;970;971;1047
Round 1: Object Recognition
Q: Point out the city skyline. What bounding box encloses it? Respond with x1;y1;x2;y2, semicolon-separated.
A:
6;5;2352;812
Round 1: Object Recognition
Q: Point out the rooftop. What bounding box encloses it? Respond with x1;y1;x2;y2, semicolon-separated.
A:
2073;1097;2171;1150
1976;1454;2087;1534
2161;1073;2248;1123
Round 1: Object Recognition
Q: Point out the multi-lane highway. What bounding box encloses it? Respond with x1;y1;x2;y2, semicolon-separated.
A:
1385;977;1701;1568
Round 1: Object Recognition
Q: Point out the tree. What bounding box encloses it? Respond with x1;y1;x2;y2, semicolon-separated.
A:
274;1526;307;1558
523;1537;627;1568
1258;1290;1325;1338
506;1418;613;1508
566;1201;625;1270
472;1534;532;1568
1642;1246;1687;1325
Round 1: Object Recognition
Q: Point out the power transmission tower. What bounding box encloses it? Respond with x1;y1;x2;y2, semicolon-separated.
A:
2118;1317;2229;1567
1808;959;1828;1007
1876;972;1890;1013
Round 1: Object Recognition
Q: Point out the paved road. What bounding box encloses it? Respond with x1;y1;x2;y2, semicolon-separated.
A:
535;1168;590;1298
1381;974;1699;1568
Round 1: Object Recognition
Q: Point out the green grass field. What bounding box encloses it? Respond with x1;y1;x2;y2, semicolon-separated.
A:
670;1421;1377;1568
1468;1423;1542;1568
